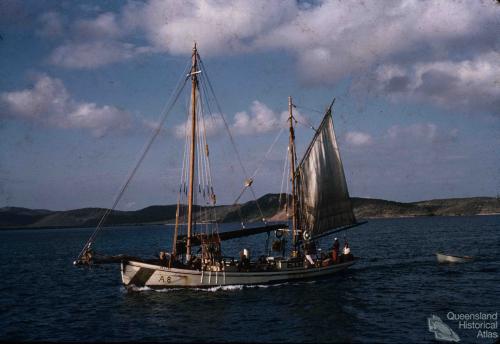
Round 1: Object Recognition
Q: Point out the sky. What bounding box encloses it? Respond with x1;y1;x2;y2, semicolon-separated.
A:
0;0;499;211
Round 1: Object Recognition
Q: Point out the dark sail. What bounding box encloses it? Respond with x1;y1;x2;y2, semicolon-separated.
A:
298;109;356;237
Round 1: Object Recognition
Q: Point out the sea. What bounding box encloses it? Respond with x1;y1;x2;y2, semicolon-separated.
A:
0;215;498;343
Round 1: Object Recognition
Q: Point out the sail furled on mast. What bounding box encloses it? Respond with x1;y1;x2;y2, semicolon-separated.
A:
298;108;356;237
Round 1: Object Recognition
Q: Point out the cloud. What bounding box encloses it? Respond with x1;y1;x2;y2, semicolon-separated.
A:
173;100;305;139
49;41;154;69
45;1;291;68
372;52;500;114
73;12;121;40
61;103;131;137
345;131;373;146
255;1;497;83
232;100;283;135
121;0;296;56
0;74;133;137
46;11;155;68
341;123;460;160
174;114;225;139
39;1;498;114
43;1;497;66
122;0;494;65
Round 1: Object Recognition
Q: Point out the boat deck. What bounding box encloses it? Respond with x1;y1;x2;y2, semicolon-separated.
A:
121;254;358;288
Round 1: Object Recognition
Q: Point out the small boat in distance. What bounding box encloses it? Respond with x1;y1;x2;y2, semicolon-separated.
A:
436;252;474;263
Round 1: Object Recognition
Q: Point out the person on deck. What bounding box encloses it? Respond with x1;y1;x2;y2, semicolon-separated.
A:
340;239;351;263
343;240;350;255
81;247;94;265
304;241;317;267
332;238;340;263
238;249;250;272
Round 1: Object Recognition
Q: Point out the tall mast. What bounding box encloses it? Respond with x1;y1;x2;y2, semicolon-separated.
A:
288;96;298;256
186;43;198;262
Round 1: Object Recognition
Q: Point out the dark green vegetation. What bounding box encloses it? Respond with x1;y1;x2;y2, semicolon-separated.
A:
1;194;499;229
351;197;500;218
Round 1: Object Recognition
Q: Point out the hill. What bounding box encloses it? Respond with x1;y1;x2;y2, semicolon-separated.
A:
0;194;499;229
351;196;500;218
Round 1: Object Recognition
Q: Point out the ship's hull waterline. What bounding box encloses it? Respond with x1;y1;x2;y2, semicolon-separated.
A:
121;259;357;289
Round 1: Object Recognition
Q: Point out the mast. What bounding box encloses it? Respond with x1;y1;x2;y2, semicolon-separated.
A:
288;96;298;256
186;43;198;262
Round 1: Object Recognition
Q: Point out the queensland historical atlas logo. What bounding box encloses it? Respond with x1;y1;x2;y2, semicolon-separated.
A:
428;312;498;342
428;315;460;342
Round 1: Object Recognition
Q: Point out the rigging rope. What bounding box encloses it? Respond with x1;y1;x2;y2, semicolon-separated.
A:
251;127;285;180
279;144;290;214
233;126;284;205
296;118;317;132
172;90;193;254
196;63;246;226
293;103;331;133
198;91;220;239
294;104;323;114
196;100;203;195
197;68;246;231
75;61;191;263
198;55;267;224
285;146;291;216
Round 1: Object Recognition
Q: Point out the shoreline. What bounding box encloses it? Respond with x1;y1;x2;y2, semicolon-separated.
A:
1;212;499;231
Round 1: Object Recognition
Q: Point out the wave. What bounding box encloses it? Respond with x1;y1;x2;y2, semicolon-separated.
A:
122;282;299;293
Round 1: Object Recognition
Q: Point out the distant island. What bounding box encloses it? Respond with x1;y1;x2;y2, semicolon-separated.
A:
1;194;499;229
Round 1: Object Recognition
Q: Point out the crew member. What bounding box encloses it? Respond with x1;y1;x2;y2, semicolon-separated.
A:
332;237;340;263
342;239;352;262
343;241;350;255
304;241;317;267
238;249;250;271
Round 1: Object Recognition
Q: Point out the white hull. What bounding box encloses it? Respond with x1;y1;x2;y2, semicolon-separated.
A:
436;252;473;263
121;259;357;289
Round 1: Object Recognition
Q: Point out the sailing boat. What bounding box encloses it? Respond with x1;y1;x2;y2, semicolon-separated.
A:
74;43;364;289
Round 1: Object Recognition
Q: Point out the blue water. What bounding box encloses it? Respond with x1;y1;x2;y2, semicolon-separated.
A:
0;216;499;343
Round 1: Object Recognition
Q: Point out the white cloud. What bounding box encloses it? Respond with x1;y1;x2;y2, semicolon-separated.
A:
46;1;291;68
73;12;122;40
121;0;296;56
373;52;500;114
43;1;497;68
174;114;225;139
47;1;494;63
62;103;131;137
0;75;69;119
345;131;373;146
173;100;308;139
255;1;496;83
232;101;282;135
0;74;133;137
46;11;155;69
40;1;498;114
49;41;154;69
